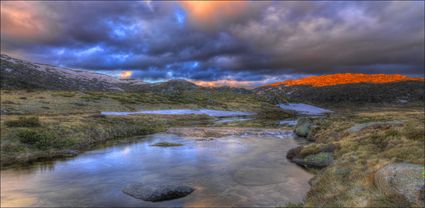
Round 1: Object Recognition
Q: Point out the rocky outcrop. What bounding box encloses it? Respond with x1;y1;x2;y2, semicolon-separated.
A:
292;152;333;169
294;117;313;137
374;163;425;206
287;144;337;169
122;183;195;202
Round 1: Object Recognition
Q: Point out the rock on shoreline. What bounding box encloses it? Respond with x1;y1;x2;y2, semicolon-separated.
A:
286;144;337;169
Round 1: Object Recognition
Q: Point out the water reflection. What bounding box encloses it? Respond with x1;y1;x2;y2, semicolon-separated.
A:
1;132;313;207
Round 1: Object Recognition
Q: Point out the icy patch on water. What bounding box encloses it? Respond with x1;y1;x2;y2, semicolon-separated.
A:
101;109;255;117
278;103;332;116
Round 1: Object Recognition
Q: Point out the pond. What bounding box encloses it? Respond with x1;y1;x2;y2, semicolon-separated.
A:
101;109;255;117
1;131;313;207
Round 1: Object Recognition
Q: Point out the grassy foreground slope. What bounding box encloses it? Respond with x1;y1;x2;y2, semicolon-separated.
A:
0;89;289;167
298;104;424;207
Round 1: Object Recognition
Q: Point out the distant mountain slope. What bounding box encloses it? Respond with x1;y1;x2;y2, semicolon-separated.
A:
258;74;424;104
0;54;150;91
0;54;205;93
149;79;199;93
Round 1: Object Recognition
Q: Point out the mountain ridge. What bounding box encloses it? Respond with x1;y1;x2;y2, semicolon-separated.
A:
0;54;200;92
265;73;424;88
2;54;424;104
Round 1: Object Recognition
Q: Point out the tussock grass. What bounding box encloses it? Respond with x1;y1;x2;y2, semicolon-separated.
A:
0;89;280;115
5;116;41;127
52;91;76;97
17;129;73;150
303;107;424;207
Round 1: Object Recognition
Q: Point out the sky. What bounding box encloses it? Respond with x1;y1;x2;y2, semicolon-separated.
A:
1;1;424;87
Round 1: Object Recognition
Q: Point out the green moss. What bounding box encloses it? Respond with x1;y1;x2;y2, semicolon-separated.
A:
17;129;73;150
304;152;331;163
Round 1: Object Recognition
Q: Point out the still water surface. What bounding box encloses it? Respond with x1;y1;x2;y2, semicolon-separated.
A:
1;132;313;207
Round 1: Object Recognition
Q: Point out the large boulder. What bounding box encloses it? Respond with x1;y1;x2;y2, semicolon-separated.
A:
374;163;424;206
294;117;313;137
122;183;195;202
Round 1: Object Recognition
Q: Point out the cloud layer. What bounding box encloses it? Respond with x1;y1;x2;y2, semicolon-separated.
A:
1;1;424;86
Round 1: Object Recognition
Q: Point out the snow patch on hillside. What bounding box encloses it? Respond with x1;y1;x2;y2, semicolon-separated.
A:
279;103;332;116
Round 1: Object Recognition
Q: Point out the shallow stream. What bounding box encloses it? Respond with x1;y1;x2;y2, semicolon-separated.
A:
1;131;312;207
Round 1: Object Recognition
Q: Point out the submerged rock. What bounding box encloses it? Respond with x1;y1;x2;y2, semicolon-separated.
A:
232;167;288;186
122;183;195;202
294;117;313;137
151;142;183;147
374;163;425;206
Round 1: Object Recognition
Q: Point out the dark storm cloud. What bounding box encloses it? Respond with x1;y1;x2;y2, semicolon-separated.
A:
1;1;424;84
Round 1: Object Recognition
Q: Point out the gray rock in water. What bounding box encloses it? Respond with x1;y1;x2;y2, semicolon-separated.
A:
122;183;195;202
375;163;425;206
294;117;313;137
292;152;333;169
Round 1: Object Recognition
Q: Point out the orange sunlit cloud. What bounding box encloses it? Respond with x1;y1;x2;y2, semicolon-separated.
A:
268;73;425;87
179;1;248;29
119;71;133;79
0;1;49;41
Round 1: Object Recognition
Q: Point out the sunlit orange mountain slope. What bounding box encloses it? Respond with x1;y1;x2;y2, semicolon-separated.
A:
268;73;424;87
